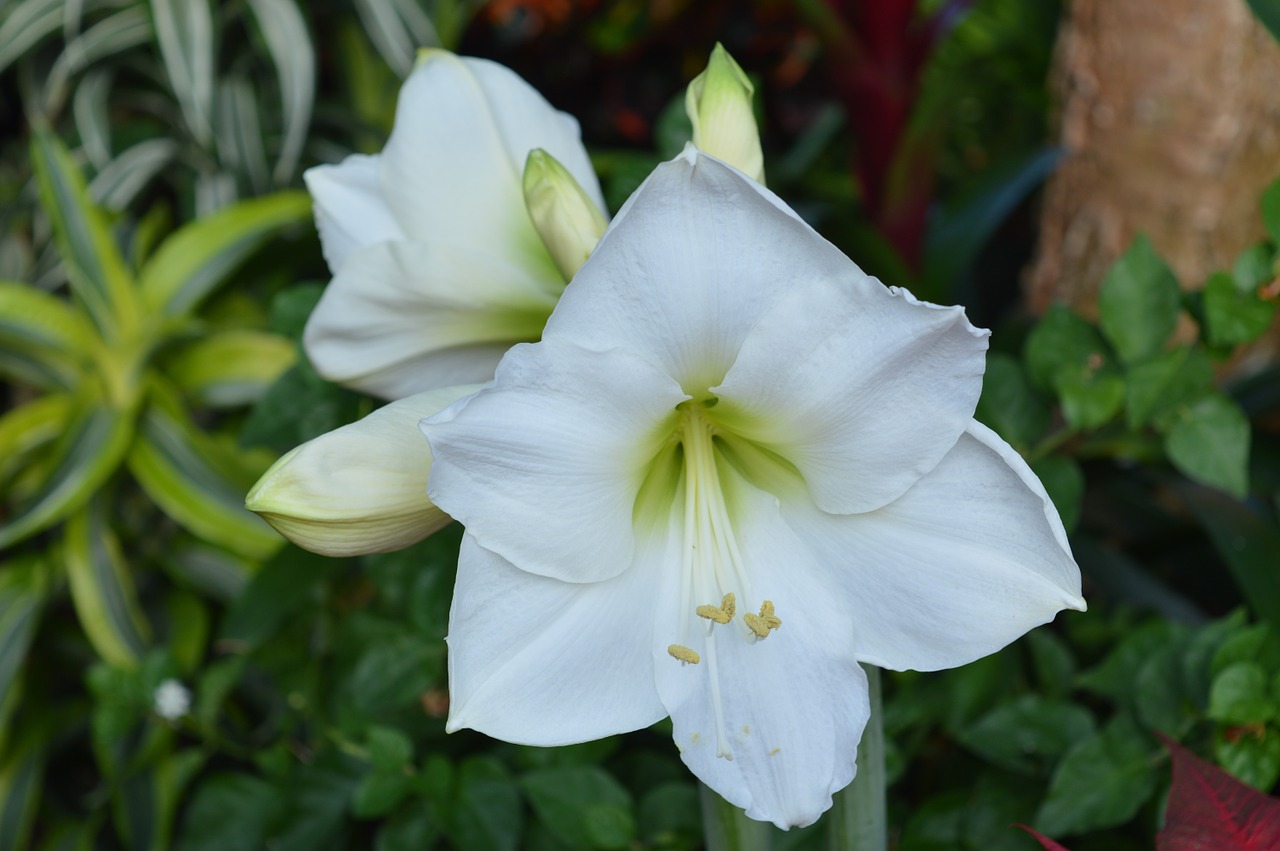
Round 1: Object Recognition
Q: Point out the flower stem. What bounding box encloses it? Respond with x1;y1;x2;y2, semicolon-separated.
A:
700;783;772;851
826;663;886;851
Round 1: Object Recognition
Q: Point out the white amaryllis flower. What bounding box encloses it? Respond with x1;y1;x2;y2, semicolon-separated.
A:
303;50;606;400
420;148;1085;828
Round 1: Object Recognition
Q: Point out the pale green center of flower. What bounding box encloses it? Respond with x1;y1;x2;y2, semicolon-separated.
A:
659;400;781;761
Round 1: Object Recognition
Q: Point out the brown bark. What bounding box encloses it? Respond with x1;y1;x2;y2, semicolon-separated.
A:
1028;0;1280;316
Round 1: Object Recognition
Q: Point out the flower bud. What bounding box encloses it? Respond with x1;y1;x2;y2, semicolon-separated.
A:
245;385;480;556
523;148;609;281
685;44;765;184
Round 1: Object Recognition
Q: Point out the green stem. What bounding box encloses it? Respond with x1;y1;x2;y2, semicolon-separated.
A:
826;664;886;851
700;783;772;851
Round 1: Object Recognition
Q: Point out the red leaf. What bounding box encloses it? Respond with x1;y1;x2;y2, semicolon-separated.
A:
1157;733;1280;850
1015;823;1073;850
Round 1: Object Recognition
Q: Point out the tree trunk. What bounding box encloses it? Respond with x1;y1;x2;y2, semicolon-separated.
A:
1028;0;1280;317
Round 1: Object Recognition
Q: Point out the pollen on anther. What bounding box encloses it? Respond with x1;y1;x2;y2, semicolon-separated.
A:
695;592;736;624
668;644;701;664
744;601;782;638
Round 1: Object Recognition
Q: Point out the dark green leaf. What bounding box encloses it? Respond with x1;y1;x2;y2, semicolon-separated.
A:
975;353;1050;450
1026;629;1076;700
636;783;700;847
957;695;1095;773
1024;306;1125;428
1033;715;1159;837
219;545;339;647
1214;723;1280;790
1126;346;1213;430
1248;1;1280;50
1164;393;1250;498
1183;486;1280;625
1030;455;1084;534
1098;235;1182;364
452;757;522;851
1203;271;1277;348
268;751;364;851
177;774;281;851
0;735;45;851
521;766;635;851
375;808;442;851
367;726;413;770
353;769;412;819
1208;662;1275;724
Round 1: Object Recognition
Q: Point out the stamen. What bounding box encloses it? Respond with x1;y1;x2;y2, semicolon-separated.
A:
744;600;782;639
696;592;736;624
703;632;734;760
668;644;701;664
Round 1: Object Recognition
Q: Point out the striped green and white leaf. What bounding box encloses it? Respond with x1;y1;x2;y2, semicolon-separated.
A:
165;329;295;407
149;0;215;147
128;389;281;560
0;395;72;491
245;0;314;184
74;68;115;169
0;281;94;387
41;5;152;115
0;557;48;752
64;498;151;667
0;0;64;75
31;130;140;340
138;190;310;316
89;138;181;211
0;399;134;549
354;0;439;77
0;734;45;851
164;542;256;602
215;76;271;195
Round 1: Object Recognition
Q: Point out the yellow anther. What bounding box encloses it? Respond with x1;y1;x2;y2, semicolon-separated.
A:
695;592;736;624
744;601;781;638
668;644;701;664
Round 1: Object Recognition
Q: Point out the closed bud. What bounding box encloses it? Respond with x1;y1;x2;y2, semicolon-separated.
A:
523;148;609;281
685;44;765;184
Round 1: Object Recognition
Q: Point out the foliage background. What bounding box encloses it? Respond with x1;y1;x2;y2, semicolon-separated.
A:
1;0;1279;848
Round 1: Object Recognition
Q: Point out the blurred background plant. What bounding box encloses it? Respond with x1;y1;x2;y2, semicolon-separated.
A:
1;0;1278;848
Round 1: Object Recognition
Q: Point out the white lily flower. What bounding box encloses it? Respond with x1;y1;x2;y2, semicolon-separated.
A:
420;148;1085;829
302;50;607;400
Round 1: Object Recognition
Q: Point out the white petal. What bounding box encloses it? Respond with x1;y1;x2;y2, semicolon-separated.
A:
377;52;591;277
714;276;988;514
303;240;559;399
465;58;605;213
446;534;666;743
245;385;480;556
303;155;405;271
779;420;1085;672
651;465;868;829
422;340;688;583
544;150;852;395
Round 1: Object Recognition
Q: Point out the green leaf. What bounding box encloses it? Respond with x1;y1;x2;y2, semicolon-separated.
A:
30;130;139;339
219;546;339;648
1029;455;1084;534
1208;662;1276;724
0;281;94;388
375;808;442;851
1098;234;1182;364
150;0;216;146
89;138;180;211
521;766;635;851
0;400;134;549
353;768;412;819
43;8;153;119
957;695;1095;774
64;500;152;666
1164;393;1250;498
1248;0;1280;48
1033;715;1159;837
113;750;206;851
267;751;364;851
0;0;63;76
1183;488;1280;625
1125;346;1213;429
452;757;523;851
127;390;281;560
0;735;45;851
0;558;48;728
1262;178;1280;242
177;774;282;851
1202;271;1277;348
367;726;413;770
165;330;296;408
138;190;311;316
975;352;1050;450
1214;723;1280;790
1024;306;1125;429
245;0;315;183
239;360;366;452
0;393;71;489
1211;623;1280;675
1233;244;1273;291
